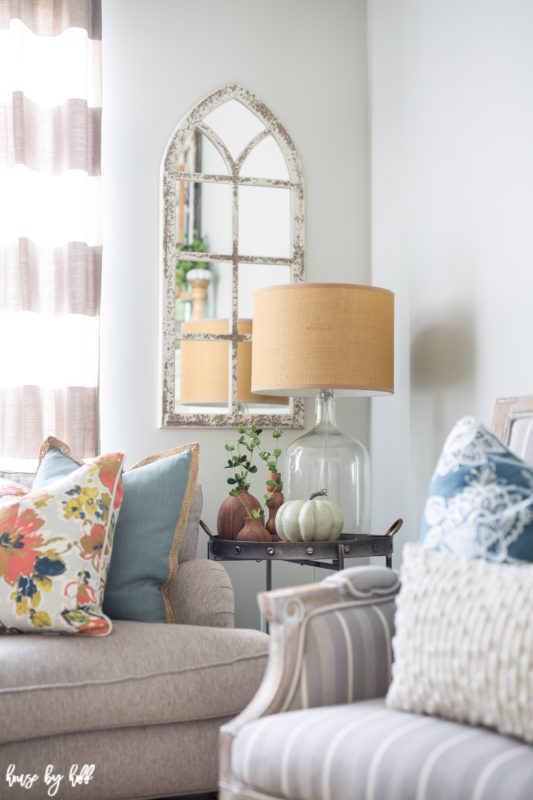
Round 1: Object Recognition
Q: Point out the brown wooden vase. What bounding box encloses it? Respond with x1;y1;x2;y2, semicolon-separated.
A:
236;515;271;542
216;489;262;540
265;472;284;541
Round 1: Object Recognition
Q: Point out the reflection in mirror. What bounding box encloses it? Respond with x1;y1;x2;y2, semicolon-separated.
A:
202;98;265;161
160;84;305;427
240;135;289;180
238;186;291;258
238;264;291;318
179;132;229;177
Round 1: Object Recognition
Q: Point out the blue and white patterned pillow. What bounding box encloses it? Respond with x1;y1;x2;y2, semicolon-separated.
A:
419;416;533;564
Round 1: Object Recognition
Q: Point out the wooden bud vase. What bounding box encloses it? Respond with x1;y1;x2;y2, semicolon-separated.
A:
236;515;271;542
217;489;262;540
265;472;284;541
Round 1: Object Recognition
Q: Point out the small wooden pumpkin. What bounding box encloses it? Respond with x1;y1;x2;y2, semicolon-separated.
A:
276;491;344;542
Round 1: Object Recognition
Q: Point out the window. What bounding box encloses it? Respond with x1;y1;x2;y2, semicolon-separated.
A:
0;0;102;467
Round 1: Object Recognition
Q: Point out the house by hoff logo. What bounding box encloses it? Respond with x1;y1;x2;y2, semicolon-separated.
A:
6;764;95;795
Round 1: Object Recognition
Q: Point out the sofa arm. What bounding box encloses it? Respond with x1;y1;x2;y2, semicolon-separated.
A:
220;565;400;765
173;559;235;627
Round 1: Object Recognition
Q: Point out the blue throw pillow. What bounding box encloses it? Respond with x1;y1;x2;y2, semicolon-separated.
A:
419;416;533;564
34;437;199;623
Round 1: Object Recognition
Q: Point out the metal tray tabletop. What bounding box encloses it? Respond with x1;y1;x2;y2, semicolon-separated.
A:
207;532;394;571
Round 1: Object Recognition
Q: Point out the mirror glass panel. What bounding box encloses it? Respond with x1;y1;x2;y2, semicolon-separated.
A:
160;84;305;427
203;98;265;159
238;186;291;258
238;264;291;318
240;135;289;180
187;134;229;176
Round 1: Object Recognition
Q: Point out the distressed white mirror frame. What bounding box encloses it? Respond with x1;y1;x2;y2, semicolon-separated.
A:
160;83;305;428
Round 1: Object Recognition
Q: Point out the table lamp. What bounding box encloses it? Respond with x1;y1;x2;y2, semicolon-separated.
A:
251;283;394;532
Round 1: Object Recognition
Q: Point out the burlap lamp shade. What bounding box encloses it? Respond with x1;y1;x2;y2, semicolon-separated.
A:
251;283;394;396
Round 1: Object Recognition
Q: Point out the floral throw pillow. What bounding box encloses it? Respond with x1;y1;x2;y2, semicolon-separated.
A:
0;453;124;636
0;479;27;505
419;416;533;563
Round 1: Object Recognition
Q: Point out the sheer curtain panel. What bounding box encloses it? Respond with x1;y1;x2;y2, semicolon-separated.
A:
0;0;102;465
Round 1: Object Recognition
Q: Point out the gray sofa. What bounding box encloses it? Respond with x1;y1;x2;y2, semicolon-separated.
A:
0;482;270;800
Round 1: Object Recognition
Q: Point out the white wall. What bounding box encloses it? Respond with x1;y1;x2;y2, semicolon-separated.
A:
100;0;370;628
369;0;533;560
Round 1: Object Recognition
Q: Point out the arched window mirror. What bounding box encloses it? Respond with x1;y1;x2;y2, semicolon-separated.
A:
160;84;305;427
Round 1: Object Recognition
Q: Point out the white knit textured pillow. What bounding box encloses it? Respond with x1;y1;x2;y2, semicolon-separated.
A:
386;544;533;743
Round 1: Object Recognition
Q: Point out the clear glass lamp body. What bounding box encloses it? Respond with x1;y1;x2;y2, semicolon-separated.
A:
286;390;370;533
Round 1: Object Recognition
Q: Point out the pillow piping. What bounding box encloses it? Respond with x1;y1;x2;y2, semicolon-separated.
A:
38;435;79;468
128;444;199;624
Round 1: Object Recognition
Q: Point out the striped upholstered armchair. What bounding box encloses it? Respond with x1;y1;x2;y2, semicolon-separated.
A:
219;565;403;799
219;396;533;800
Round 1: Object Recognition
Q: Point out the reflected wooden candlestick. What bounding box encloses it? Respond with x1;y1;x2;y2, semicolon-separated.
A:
188;278;210;320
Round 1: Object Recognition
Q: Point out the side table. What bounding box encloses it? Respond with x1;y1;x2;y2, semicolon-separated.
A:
202;520;402;631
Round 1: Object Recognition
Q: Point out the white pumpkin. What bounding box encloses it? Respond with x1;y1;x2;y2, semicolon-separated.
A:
276;492;344;542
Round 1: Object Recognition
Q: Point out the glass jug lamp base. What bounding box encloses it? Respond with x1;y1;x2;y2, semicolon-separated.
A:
286;390;370;533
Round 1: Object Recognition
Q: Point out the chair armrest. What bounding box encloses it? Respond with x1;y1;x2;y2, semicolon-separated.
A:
262;564;399;710
172;559;235;627
219;565;400;783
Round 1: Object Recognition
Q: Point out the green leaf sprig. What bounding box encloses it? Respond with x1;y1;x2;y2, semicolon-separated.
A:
259;428;283;474
176;230;209;286
224;424;262;496
224;426;284;518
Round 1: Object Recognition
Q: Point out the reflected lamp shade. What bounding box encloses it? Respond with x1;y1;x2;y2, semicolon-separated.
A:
251;283;394;533
180;319;286;406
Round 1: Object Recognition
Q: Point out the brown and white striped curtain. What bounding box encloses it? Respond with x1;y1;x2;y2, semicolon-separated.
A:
0;0;102;465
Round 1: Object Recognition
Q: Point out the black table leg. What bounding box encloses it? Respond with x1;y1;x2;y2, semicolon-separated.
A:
336;543;345;571
266;558;272;591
